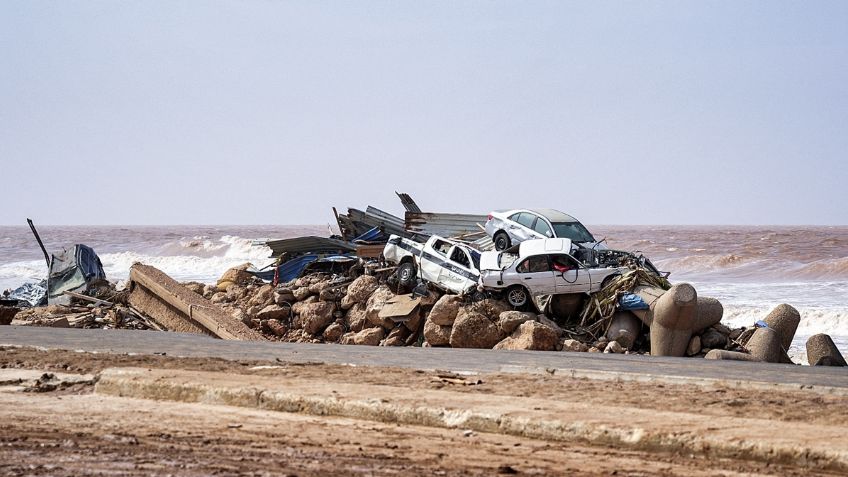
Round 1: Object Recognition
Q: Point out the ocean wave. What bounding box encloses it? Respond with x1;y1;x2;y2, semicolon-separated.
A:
656;255;848;281
0;235;274;291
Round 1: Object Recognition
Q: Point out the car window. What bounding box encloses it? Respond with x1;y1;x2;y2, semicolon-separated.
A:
508;212;522;222
515;212;536;229
449;246;470;268
550;222;596;242
533;218;553;237
550;254;579;272
432;239;451;256
516;255;551;273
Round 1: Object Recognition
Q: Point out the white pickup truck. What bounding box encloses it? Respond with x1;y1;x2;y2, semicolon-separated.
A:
382;234;481;295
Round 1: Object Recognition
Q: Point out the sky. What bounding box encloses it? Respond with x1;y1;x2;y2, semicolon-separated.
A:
1;1;846;226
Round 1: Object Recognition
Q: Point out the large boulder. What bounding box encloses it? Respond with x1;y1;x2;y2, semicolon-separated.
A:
299;301;336;335
353;327;384;346
423;319;451;346
365;286;397;329
345;303;368;333
463;298;510;320
700;328;728;350
497;311;535;335
255;304;289;322
274;288;296;305
342;275;379;308
493;321;559;351
322;322;344;343
383;326;411;346
428;295;462;326
449;311;502;349
292;287;312;301
217;264;253;291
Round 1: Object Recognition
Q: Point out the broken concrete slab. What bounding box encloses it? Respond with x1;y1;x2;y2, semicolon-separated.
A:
128;263;263;341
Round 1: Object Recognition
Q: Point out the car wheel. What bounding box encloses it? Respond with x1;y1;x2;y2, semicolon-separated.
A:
494;231;511;251
397;261;417;286
506;285;529;308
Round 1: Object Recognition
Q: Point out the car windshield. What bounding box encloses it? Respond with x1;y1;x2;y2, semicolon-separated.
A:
498;253;519;269
551;222;596;242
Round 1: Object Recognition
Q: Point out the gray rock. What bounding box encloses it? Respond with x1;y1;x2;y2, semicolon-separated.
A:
700;328;728;349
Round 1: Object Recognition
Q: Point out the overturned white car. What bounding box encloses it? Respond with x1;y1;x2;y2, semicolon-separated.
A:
382;234;481;295
479;238;628;308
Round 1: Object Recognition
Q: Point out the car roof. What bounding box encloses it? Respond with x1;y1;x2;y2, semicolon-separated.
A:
518;238;573;257
528;209;578;223
493;209;579;223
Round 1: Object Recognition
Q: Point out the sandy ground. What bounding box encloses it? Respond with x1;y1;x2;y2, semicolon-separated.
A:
0;346;846;476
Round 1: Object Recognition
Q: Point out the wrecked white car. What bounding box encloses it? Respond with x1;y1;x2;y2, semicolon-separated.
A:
383;234;481;294
479;238;627;308
484;208;605;251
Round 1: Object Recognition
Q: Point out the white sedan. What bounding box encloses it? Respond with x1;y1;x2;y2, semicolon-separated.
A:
479;238;627;308
484;208;604;251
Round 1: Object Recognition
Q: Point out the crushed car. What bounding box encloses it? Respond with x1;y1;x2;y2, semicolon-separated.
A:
484;208;604;251
382;234;481;294
478;238;629;308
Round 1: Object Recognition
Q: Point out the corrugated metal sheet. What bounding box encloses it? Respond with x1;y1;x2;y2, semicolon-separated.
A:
352;226;384;243
265;236;357;258
395;192;421;213
404;211;489;240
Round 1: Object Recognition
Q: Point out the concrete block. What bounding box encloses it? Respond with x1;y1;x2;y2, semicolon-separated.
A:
745;327;783;363
763;304;801;352
606;311;641;350
806;334;847;367
704;349;762;362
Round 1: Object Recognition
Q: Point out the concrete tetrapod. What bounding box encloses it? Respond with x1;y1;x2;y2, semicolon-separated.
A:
806;334;847;367
763;304;801;352
704;349;762;362
633;284;723;357
606;311;641;350
745;327;784;363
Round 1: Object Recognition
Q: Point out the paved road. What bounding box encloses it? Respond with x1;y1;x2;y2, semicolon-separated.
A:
2;326;847;391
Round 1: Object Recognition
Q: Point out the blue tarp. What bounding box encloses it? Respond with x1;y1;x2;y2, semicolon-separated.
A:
618;293;649;311
251;254;356;284
353;227;385;243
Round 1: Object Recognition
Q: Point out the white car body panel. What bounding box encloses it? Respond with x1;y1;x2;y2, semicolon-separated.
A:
484;209;607;250
382;234;480;295
479;238;626;298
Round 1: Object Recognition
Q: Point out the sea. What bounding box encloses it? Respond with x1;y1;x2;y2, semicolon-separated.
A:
1;225;846;363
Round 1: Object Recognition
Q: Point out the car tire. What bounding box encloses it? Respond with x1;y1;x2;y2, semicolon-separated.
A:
397;261;417;286
494;231;511;251
506;285;529;308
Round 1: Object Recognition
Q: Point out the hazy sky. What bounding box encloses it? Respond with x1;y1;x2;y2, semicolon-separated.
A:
1;1;846;226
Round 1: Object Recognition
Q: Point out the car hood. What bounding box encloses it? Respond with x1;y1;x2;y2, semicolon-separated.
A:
479;251;501;271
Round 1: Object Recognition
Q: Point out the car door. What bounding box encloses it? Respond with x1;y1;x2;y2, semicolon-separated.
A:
508;212;540;244
421;238;451;283
551;254;592;294
514;255;556;295
437;245;477;293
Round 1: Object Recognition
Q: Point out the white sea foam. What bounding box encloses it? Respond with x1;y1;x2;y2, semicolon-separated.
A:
0;235;274;291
